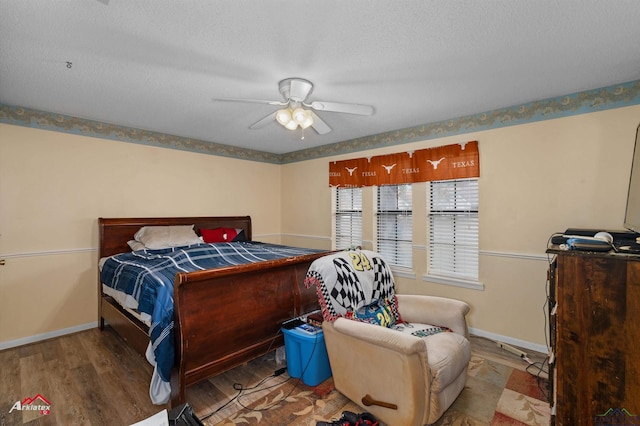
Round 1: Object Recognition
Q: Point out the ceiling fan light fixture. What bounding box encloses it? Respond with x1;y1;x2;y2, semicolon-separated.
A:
292;108;314;129
276;108;292;126
275;107;314;131
285;119;299;130
300;118;313;129
300;112;314;129
292;107;306;123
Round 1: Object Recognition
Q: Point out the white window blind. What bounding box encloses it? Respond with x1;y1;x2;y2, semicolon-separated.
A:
428;179;478;280
335;187;363;250
377;184;412;268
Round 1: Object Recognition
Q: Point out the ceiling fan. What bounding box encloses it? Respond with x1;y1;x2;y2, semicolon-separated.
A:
212;78;374;135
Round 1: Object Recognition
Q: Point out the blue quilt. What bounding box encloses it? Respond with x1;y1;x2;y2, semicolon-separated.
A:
100;242;323;385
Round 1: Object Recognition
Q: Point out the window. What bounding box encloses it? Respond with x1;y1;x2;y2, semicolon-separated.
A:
377;184;412;268
428;179;478;281
335;187;362;250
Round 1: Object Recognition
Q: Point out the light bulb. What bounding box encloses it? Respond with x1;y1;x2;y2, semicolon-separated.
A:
285;120;298;130
276;109;292;126
292;108;307;124
300;110;314;129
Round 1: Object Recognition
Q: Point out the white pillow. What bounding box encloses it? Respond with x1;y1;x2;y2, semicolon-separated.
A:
134;225;201;249
127;240;147;251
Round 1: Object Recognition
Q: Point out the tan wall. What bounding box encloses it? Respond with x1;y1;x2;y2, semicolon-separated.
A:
281;105;640;348
0;124;282;344
3;105;639;348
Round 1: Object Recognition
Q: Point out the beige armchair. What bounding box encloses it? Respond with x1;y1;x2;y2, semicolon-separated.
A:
304;250;471;426
322;294;471;425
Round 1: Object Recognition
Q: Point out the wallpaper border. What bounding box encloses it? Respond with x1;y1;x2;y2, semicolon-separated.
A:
0;105;282;164
281;79;640;163
2;79;639;165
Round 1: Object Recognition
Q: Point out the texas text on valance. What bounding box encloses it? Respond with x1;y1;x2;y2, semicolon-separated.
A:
329;140;479;187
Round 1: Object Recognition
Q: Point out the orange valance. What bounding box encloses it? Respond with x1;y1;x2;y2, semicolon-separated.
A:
329;141;479;187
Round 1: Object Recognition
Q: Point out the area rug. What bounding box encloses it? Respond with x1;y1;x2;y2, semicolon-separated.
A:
207;355;550;426
432;355;551;426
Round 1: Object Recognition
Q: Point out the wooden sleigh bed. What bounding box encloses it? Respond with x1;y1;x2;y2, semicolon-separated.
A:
98;216;332;407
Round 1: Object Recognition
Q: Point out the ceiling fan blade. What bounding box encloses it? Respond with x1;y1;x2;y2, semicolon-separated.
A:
308;101;374;116
310;112;331;135
249;112;276;129
212;98;287;106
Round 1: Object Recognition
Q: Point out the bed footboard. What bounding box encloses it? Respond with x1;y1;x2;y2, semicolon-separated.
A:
170;253;321;406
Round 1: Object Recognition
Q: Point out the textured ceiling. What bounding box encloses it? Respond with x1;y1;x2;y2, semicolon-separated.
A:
1;0;640;155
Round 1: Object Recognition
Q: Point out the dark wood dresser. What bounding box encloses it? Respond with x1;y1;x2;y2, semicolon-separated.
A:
547;248;640;425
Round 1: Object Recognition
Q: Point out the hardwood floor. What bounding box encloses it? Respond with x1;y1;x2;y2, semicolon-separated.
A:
1;328;159;425
0;328;548;425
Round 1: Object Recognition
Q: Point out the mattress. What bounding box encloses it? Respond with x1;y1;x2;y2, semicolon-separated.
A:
101;284;152;327
100;256;151;326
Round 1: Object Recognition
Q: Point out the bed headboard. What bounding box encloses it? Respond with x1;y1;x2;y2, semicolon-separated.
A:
98;216;252;258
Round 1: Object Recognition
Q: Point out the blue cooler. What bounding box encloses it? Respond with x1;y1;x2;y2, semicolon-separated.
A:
282;326;332;386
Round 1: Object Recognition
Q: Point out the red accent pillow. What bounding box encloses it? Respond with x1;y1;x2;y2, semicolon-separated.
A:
201;227;226;243
223;227;238;241
200;227;238;243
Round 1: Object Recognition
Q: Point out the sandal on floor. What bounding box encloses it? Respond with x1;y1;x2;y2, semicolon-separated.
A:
355;412;379;426
316;411;360;426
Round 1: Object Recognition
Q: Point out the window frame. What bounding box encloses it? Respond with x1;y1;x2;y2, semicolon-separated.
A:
375;184;413;269
424;178;483;290
334;187;363;250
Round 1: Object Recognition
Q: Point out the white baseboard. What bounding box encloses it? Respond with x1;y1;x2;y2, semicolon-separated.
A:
469;327;549;354
0;322;98;351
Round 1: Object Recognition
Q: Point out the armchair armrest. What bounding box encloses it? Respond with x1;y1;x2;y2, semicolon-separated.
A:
328;317;426;355
396;294;470;337
322;318;433;425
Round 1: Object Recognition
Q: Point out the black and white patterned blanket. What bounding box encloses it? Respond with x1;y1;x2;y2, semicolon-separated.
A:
304;250;401;324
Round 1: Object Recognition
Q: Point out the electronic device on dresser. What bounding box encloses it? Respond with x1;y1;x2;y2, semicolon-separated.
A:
551;228;640;254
